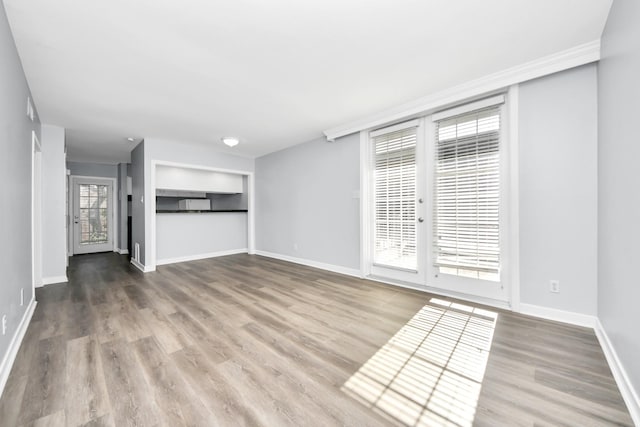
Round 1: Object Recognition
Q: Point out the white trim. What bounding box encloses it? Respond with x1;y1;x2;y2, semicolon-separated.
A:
431;94;505;122
39;275;68;286
369;118;420;137
148;160;255;272
0;298;36;400
595;319;640;426
255;250;362;278
247;173;255;255
518;303;597;328
368;274;511;311
359;131;372;278
31;131;42;289
115;248;129;255
130;258;154;273
507;85;521;311
157;248;248;266
324;40;600;140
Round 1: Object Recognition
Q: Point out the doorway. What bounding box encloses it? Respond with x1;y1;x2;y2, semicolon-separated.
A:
70;176;116;254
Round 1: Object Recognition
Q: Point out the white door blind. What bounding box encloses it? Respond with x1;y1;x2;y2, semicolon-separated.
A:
433;107;501;281
373;126;417;270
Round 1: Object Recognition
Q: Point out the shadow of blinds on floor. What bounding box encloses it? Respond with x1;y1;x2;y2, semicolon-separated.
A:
342;298;497;426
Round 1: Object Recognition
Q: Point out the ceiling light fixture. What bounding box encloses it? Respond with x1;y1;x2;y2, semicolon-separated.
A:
222;137;239;147
126;137;135;142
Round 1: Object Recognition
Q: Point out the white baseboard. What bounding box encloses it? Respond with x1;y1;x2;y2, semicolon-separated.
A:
367;275;511;311
156;248;248;266
115;248;129;255
39;275;68;287
0;298;37;400
254;250;362;278
518;303;597;328
595;319;640;426
130;258;153;273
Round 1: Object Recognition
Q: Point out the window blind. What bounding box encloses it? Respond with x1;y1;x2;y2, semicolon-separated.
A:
433;107;501;281
373;125;417;270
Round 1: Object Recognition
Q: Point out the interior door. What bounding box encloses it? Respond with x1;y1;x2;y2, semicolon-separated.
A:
73;178;114;254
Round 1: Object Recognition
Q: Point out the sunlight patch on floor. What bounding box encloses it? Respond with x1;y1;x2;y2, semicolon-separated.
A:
342;298;497;426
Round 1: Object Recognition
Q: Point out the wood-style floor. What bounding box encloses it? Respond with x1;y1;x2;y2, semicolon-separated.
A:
0;253;633;426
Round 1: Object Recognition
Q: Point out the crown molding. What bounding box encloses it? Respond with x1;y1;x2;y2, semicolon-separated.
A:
324;40;600;141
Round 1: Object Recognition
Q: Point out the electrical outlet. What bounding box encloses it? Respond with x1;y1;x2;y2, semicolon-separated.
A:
293;243;298;251
550;280;560;293
2;315;6;335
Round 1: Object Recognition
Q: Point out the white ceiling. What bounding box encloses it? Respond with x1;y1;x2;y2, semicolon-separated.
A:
4;0;612;163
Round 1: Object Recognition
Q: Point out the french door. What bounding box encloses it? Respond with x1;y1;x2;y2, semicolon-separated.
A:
365;96;509;303
72;177;114;254
368;119;427;284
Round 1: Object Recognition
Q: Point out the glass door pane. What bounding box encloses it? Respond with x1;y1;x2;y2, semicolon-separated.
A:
79;184;109;245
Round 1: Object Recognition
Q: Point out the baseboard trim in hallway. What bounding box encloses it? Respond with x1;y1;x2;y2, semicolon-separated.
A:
0;298;36;400
130;258;153;273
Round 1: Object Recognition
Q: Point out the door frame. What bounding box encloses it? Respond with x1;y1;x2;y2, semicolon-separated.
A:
68;175;118;255
31;131;42;288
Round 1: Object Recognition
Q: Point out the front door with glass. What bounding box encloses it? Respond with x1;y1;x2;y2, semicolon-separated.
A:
72;178;114;254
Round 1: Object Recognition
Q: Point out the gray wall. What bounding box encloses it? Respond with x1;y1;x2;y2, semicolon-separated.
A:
0;0;39;388
598;0;640;401
67;161;117;178
41;125;68;281
131;143;145;264
255;134;360;270
519;64;598;314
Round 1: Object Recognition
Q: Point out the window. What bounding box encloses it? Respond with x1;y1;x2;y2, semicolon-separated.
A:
372;122;418;270
433;107;501;281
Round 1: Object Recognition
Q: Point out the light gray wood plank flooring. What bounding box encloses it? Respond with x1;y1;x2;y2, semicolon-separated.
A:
0;253;633;426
